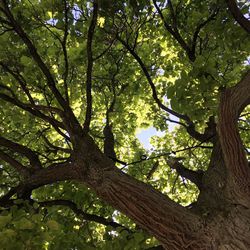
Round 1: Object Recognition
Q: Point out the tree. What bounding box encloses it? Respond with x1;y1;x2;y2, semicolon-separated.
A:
0;0;249;249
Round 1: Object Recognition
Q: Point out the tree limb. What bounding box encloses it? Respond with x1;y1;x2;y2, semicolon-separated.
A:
42;135;72;154
12;161;78;200
166;157;204;190
152;0;194;61
0;149;31;177
61;0;70;103
191;10;218;58
103;98;116;161
83;0;98;132
1;1;68;109
0;135;42;170
92;168;204;249
226;0;250;33
0;92;66;137
1;1;83;138
0;62;35;105
116;35;212;142
0;186;20;204
39;199;129;230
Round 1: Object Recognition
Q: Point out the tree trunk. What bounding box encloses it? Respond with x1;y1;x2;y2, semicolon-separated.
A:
70;135;250;249
2;72;249;248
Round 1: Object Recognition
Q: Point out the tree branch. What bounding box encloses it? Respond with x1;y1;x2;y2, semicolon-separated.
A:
42;135;72;154
0;149;30;177
39;199;129;230
11;161;79;200
146;161;159;180
92;168;204;249
116;36;212;142
103;97;116;161
166;157;204;190
61;0;70;103
0;135;42;170
167;0;177;31
117;36;187;120
152;0;194;61
191;10;218;58
83;1;98;132
1;1;83;138
0;67;71;141
0;186;20;204
226;0;250;33
1;1;67;109
0;62;36;105
0;92;66;137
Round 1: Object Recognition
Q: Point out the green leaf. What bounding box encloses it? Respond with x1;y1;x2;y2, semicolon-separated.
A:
46;220;60;231
14;218;34;230
0;215;12;228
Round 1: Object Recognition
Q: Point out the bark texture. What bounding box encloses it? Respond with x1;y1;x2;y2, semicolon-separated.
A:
0;72;249;248
0;1;250;249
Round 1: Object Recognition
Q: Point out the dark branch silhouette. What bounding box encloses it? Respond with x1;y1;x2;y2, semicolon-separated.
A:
83;1;98;132
226;0;250;33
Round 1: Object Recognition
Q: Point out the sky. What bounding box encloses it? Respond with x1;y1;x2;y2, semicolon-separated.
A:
136;127;164;150
136;114;178;150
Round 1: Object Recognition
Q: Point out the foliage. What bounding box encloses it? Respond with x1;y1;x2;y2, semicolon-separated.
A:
0;0;249;249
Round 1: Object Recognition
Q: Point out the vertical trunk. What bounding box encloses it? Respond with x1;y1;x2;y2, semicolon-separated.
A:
196;139;228;212
217;71;250;206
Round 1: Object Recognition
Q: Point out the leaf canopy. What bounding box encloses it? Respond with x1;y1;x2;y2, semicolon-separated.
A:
0;0;249;249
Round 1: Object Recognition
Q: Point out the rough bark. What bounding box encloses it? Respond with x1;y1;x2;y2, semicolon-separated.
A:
60;134;250;249
67;134;250;249
89;168;205;249
1;2;250;249
1;95;250;249
217;70;250;206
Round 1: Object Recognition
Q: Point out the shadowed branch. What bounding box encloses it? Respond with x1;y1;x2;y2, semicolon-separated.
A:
226;0;250;33
39;199;131;230
83;0;98;132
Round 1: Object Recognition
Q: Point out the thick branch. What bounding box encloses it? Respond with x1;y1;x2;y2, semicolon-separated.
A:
218;70;250;205
83;1;98;132
167;157;204;190
0;149;30;177
39;199;128;230
103;99;116;161
58;136;207;247
16;162;78;199
0;135;42;170
226;0;250;33
0;160;77;203
91;168;205;249
0;92;65;135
